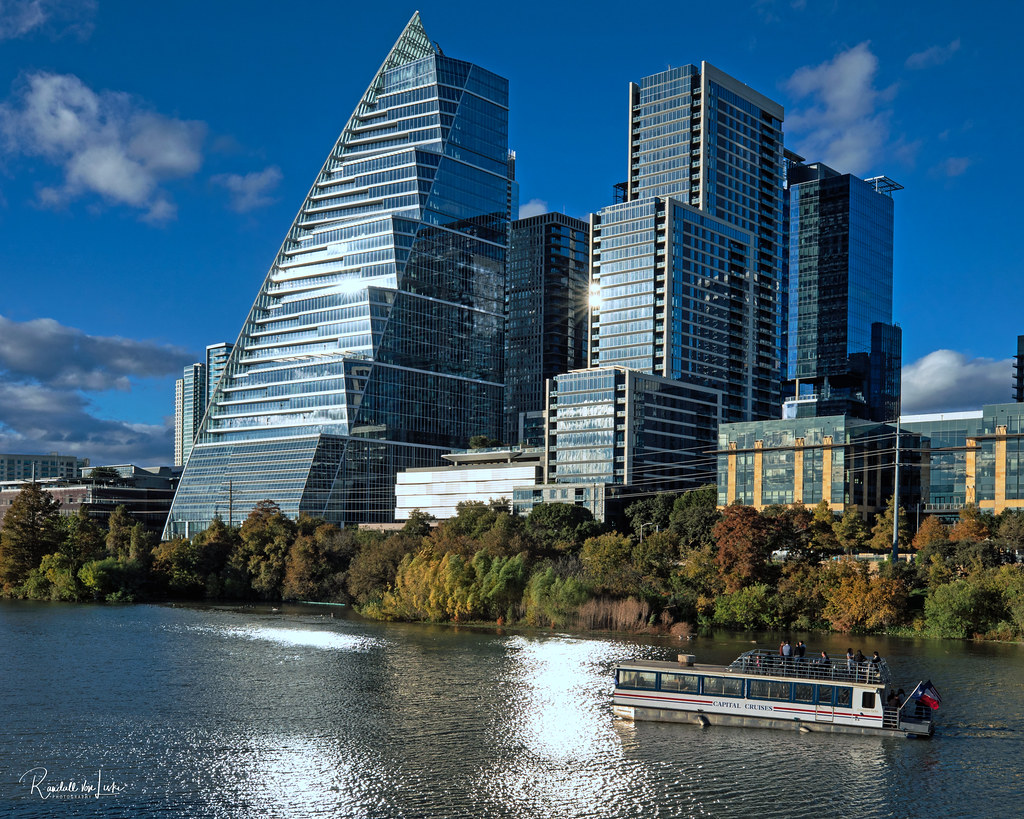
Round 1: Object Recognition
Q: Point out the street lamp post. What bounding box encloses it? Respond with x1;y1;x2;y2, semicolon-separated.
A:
640;521;659;543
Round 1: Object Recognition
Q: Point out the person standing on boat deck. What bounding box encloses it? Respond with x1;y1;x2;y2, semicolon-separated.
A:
853;649;866;681
846;648;854;673
782;639;792;668
795;641;806;663
819;650;829;666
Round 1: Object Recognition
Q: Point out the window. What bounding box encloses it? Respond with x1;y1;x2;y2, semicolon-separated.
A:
749;679;792;701
794;683;815;704
661;673;700;693
835;687;853;708
703;676;744;697
861;692;876;710
818;685;833;706
618;670;657;690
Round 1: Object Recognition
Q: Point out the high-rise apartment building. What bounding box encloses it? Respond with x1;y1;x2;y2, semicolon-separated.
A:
0;452;83;482
590;62;785;424
174;362;206;467
504;212;589;444
1014;335;1024;403
205;342;234;408
164;14;512;537
784;161;902;421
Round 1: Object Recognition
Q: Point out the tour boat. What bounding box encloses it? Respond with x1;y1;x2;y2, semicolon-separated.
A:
612;649;937;737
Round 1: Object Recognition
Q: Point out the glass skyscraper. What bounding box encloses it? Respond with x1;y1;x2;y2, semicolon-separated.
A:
504;212;590;444
590;62;785;424
174;362;206;467
164;13;511;537
784;161;902;421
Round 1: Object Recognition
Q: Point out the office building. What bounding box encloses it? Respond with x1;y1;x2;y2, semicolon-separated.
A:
174;362;206;467
504;212;589;443
0;452;85;482
395;447;543;520
715;402;1024;520
784;161;902;421
513;367;722;521
164;13;512;537
590;62;785;424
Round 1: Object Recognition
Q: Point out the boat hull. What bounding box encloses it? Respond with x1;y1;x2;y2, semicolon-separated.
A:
613;703;932;738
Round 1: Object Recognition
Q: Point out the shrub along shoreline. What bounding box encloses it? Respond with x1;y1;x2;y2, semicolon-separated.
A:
2;483;1023;641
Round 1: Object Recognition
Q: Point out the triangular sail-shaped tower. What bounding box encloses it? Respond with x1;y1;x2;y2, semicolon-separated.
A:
165;13;512;536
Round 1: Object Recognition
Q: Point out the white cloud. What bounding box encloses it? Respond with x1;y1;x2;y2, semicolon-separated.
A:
518;198;549;219
906;39;961;70
212;165;283;212
901;350;1012;414
0;71;205;221
934;156;970;178
0;0;95;40
786;42;894;176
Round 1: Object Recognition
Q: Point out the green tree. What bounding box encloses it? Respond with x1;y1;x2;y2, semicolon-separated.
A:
668;485;720;551
401;509;435;538
105;505;136;560
58;506;106;565
580;532;637;596
0;482;63;588
713;583;779;630
924;575;1006;638
833;508;870;555
625;493;677;539
232;500;297;599
88;466;121;483
282;523;356;601
808;500;841;556
468;435;502;449
524;503;600;553
868;496;911;553
996;510;1024;551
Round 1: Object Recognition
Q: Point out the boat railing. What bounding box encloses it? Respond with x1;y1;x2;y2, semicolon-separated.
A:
727;650;891;686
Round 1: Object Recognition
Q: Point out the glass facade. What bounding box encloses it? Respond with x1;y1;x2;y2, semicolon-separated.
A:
592;61;784;426
164;13;512;537
548;367;721;494
785;162;900;421
504;213;589;444
205;342;234;409
174;363;206;467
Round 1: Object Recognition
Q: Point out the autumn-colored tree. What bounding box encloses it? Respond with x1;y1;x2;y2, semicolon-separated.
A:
912;515;949;550
819;559;907;631
868;496;912;553
711;503;773;592
0;482;63;588
282;523;355;601
949;504;992;543
346;531;419;604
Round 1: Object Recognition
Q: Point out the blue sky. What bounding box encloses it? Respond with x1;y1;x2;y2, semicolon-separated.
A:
1;0;1021;464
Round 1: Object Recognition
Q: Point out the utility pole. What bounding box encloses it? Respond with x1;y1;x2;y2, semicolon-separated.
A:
228;480;233;528
891;428;900;562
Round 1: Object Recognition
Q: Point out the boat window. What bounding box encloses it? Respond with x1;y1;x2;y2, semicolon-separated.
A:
818;685;833;705
835;687;853;708
793;683;815;703
861;692;876;709
661;673;700;693
749;679;792;701
618;670;658;690
702;676;744;697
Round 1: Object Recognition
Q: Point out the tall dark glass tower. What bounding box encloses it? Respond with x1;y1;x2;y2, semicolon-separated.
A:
504;212;589;444
590;62;785;423
165;14;512;537
784;161;902;421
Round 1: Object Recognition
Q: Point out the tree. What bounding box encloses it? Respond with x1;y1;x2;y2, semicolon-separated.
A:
88;466;121;483
625;493;677;539
996;510;1024;550
468;435;501;450
808;500;841;557
282;523;355;601
580;532;637;596
912;515;949;550
711;503;773;592
833;509;870;555
0;483;63;587
524;503;599;553
401;509;435;538
668;485;720;551
949;504;992;543
346;532;420;604
105;505;136;560
868;496;911;553
232;500;297;599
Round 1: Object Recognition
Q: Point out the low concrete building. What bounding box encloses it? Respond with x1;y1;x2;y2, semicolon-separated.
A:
394;448;543;520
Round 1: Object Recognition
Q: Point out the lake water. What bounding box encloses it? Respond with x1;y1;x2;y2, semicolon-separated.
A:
1;601;1021;818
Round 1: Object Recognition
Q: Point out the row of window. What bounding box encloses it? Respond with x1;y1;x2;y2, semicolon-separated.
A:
617;669;859;708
